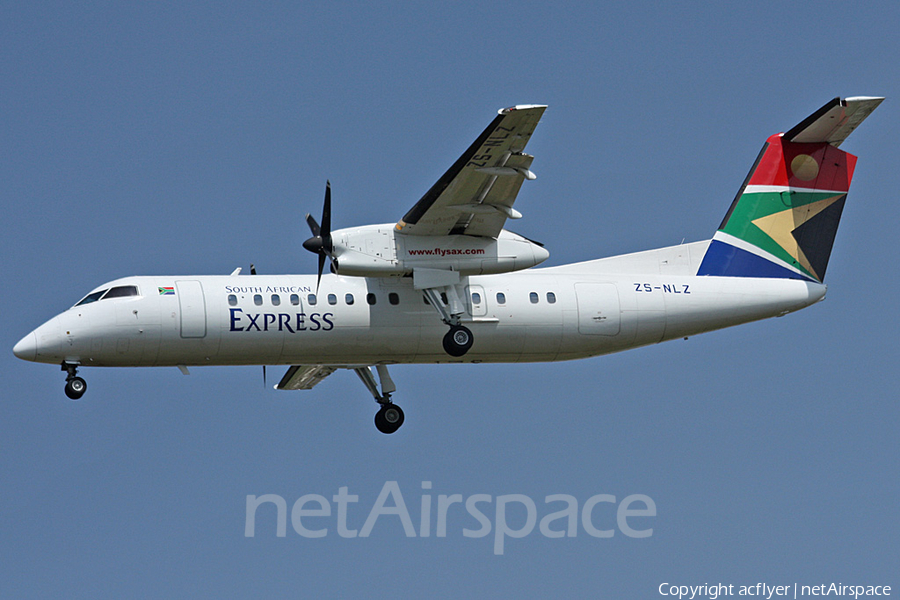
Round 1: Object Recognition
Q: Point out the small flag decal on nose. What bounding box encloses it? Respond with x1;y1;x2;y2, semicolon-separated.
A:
159;287;175;295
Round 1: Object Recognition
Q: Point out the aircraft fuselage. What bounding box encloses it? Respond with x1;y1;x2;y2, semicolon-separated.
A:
17;241;825;369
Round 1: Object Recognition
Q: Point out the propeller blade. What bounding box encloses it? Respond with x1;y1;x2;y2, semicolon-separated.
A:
316;252;326;293
305;213;320;238
302;183;333;256
304;180;336;291
321;181;331;243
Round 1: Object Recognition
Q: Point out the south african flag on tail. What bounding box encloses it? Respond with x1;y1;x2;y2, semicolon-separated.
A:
697;96;883;283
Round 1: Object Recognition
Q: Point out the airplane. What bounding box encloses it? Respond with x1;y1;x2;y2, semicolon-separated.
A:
13;96;883;434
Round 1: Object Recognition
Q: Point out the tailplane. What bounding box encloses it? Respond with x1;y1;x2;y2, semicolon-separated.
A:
697;96;883;282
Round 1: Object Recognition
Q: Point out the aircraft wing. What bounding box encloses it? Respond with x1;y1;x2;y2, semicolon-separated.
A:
395;105;547;238
276;365;338;390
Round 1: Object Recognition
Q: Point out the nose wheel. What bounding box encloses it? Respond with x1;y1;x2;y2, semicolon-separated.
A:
65;377;87;400
62;363;86;400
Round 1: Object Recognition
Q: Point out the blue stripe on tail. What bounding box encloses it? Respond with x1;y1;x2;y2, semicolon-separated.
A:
697;240;815;281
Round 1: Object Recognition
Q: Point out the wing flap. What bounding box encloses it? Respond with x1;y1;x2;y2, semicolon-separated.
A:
276;365;338;390
455;153;535;236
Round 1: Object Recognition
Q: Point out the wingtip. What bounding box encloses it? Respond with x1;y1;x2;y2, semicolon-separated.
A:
499;104;548;115
844;96;885;102
841;96;885;112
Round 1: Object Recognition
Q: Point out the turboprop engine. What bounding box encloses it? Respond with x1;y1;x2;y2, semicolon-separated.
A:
329;224;549;277
301;181;548;285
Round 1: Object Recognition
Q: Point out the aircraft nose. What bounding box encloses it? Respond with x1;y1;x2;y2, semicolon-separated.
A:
13;331;37;362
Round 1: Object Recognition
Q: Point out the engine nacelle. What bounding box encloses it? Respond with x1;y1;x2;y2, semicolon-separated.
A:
330;224;549;277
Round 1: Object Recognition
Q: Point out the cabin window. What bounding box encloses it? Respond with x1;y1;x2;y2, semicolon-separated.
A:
345;293;355;305
290;294;300;306
496;292;506;305
254;294;263;306
529;292;539;304
366;293;376;305
227;294;237;306
471;292;482;305
389;292;399;305
546;292;557;304
271;294;281;306
104;285;139;299
308;294;317;306
75;289;108;306
328;294;337;305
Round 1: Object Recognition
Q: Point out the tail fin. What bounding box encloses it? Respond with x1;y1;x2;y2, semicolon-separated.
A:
697;96;883;282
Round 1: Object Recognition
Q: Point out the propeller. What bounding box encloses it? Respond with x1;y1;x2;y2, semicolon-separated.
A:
302;181;335;292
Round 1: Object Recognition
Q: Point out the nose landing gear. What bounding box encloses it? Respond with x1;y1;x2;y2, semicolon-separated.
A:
62;362;86;400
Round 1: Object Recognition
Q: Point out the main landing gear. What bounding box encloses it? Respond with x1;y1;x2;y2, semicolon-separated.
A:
422;287;475;357
354;365;404;434
62;362;86;400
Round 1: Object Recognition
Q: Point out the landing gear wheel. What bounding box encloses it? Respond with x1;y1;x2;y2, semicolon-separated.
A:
374;403;404;434
442;324;473;357
65;377;87;400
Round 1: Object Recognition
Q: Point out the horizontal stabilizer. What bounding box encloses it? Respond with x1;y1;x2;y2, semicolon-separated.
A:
785;96;884;147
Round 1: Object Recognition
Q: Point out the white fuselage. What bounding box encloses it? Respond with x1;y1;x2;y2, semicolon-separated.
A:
18;241;826;368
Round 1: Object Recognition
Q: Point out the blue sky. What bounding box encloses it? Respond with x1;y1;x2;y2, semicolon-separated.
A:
2;2;897;597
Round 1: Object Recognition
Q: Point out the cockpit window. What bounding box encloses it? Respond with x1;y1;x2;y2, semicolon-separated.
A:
74;285;140;307
103;285;139;299
75;290;108;306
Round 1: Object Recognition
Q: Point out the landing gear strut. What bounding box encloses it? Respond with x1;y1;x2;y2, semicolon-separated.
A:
62;362;86;400
354;365;404;434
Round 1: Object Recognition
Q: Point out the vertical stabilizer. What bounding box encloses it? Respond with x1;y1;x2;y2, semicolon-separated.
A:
697;97;882;282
